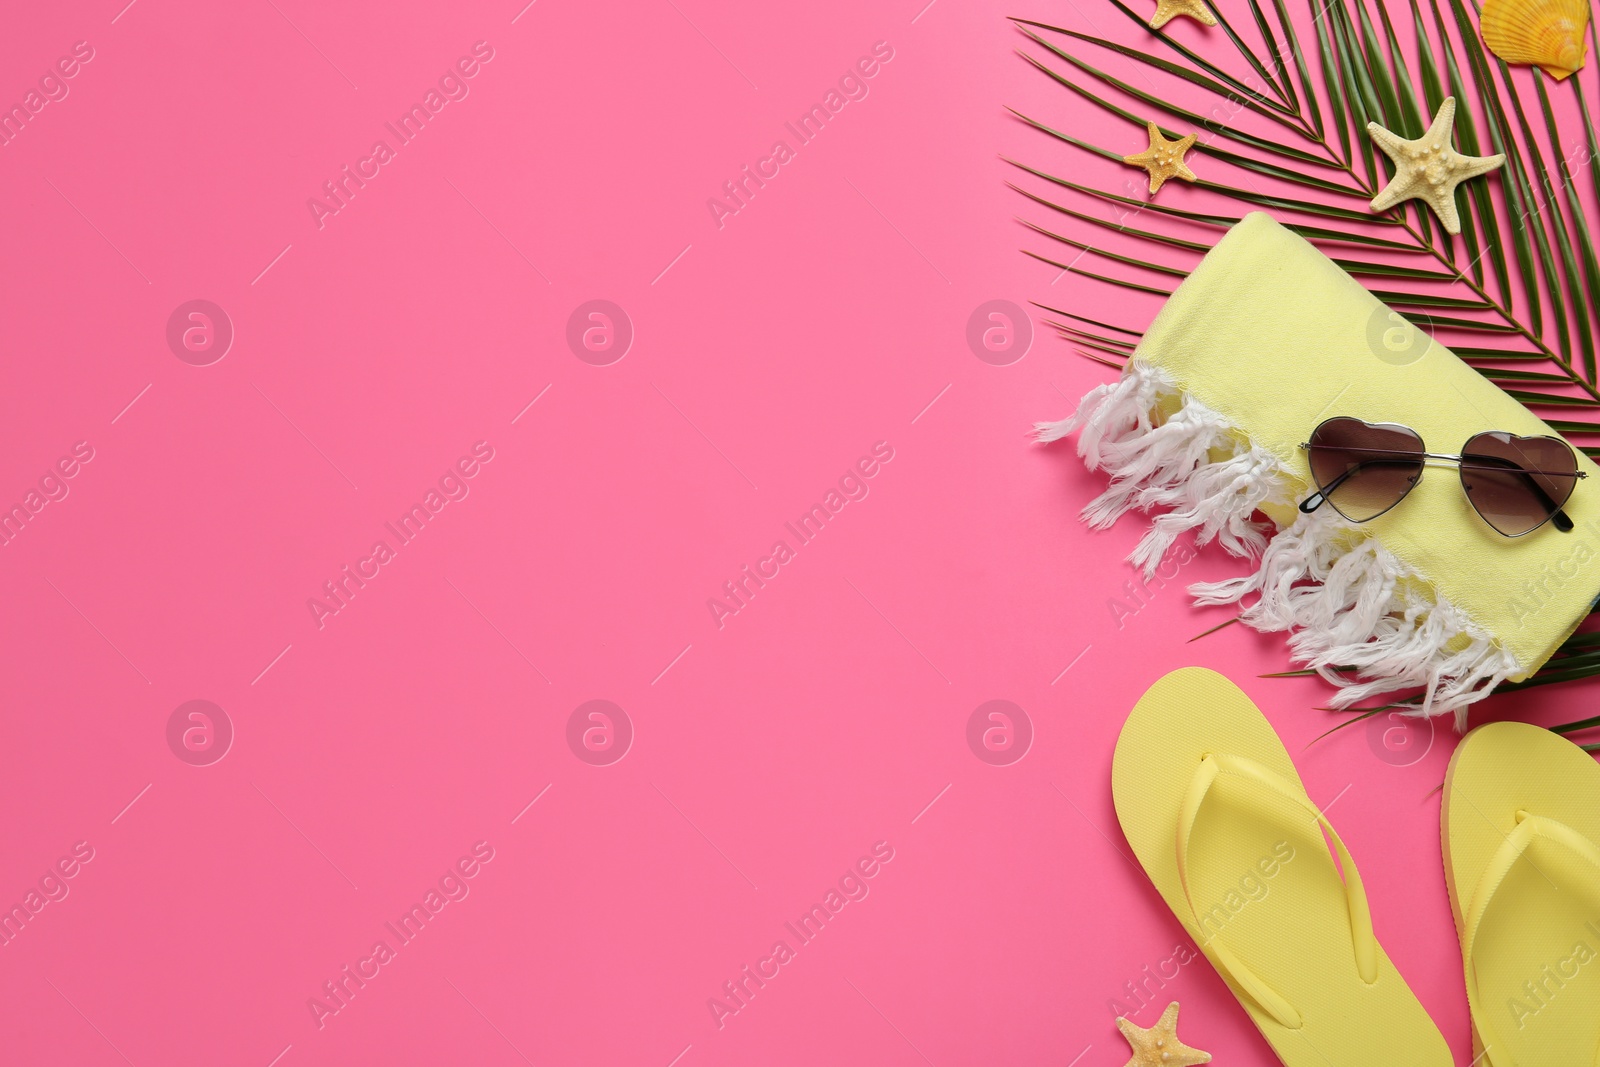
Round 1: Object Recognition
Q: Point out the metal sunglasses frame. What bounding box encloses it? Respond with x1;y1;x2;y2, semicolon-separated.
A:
1296;418;1587;536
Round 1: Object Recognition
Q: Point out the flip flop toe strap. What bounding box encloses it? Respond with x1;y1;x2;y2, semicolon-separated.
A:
1175;753;1380;1031
1462;811;1600;1067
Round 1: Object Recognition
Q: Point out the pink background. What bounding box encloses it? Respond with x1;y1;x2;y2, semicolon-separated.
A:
2;0;1594;1064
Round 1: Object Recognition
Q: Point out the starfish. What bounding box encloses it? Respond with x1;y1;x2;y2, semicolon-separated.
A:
1116;1002;1212;1067
1148;0;1217;28
1123;122;1199;195
1367;96;1504;235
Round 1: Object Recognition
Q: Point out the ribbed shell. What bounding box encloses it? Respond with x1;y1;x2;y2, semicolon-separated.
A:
1480;0;1590;79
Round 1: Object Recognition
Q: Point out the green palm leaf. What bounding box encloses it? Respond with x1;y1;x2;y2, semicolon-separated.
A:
1575;85;1600;223
1362;0;1439;246
1020;219;1191;277
1331;259;1460;281
1031;304;1145;337
1444;0;1569;356
1494;58;1594;373
1012;19;1303;131
1351;0;1404;131
1016;36;1338;170
1008;183;1212;253
1312;3;1355;163
1102;0;1284;108
1531;73;1600;382
1246;0;1298;112
1208;0;1294;102
1021;250;1174;296
1422;0;1514;302
1053;332;1139;360
1052;325;1137;350
1476;368;1582;384
1456;348;1550;360
1327;1;1383;186
1004;154;1234;227
1269;0;1323;134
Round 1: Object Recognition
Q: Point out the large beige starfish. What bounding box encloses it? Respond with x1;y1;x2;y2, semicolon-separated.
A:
1367;97;1504;235
1148;0;1217;28
1123;122;1199;195
1116;1002;1212;1067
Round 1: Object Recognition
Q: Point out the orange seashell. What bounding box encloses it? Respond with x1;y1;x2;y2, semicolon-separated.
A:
1480;0;1590;79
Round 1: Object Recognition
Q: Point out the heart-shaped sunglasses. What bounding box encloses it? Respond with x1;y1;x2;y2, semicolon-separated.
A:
1297;416;1585;537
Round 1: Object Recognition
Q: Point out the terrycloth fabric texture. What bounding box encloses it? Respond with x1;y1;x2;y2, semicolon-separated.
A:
1044;212;1600;721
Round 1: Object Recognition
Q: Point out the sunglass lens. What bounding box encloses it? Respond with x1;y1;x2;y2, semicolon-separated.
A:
1459;432;1580;536
1307;418;1426;522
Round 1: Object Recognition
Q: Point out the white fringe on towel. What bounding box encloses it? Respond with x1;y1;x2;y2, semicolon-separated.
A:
1036;365;1290;577
1038;361;1519;727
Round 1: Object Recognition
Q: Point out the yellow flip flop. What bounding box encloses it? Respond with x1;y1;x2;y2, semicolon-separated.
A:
1112;667;1452;1066
1443;720;1600;1066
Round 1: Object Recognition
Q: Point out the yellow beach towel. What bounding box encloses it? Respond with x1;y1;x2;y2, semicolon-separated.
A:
1041;212;1600;725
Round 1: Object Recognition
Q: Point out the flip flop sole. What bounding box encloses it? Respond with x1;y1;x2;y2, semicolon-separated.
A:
1112;667;1451;1066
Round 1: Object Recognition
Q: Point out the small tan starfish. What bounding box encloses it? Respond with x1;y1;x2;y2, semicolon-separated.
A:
1368;97;1504;235
1123;122;1199;194
1148;0;1218;28
1116;1002;1212;1067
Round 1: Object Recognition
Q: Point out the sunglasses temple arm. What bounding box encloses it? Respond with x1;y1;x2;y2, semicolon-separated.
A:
1298;465;1360;514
